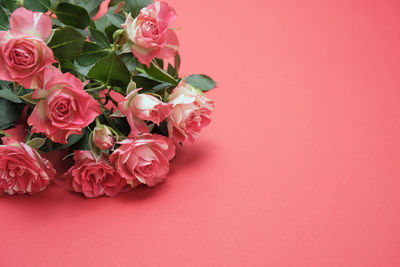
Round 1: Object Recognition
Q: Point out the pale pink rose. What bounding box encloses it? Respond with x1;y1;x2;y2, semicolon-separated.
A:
109;133;175;187
122;1;179;66
119;89;171;137
0;7;55;89
63;151;126;198
27;67;101;144
93;125;114;150
0;137;56;195
167;81;214;143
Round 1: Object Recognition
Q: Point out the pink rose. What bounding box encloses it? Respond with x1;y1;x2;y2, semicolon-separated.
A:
0;137;56;195
0;7;55;89
167;81;214;143
93;125;114;150
110;133;175;187
27;67;101;144
119;89;171;137
63;151;126;198
122;1;179;66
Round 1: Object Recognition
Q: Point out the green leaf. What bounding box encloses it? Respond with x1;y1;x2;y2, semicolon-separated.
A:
154;58;164;69
167;63;177;78
74;62;93;76
120;53;138;73
69;125;98;152
166;54;180;79
26;137;47;149
19;92;39;105
105;24;119;43
51;17;64;29
0;99;24;130
88;27;110;48
60;133;86;148
48;26;86;60
94;15;109;32
55;3;91;29
1;0;16;11
110;0;153;17
24;0;51;12
40;129;88;152
62;128;88;149
174;53;181;72
151;120;168;137
72;0;103;17
152;82;174;93
106;13;125;27
126;0;153;17
88;53;131;88
0;129;10;137
94;4;122;32
142;62;178;85
77;42;110;66
131;75;161;91
59;59;76;72
112;116;131;137
0;7;9;30
185;74;217;92
0;88;22;103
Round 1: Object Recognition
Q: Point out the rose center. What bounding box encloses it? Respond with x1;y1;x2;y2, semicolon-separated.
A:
88;168;105;183
12;47;34;67
138;164;154;176
6;161;26;177
150;109;158;117
142;21;159;35
50;98;74;120
188;111;199;123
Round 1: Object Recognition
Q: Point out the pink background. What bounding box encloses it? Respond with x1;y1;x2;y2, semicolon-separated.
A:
1;0;400;266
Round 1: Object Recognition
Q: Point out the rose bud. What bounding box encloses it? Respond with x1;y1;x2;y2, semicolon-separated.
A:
93;125;114;150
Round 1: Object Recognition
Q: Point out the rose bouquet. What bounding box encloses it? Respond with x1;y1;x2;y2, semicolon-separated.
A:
0;0;216;197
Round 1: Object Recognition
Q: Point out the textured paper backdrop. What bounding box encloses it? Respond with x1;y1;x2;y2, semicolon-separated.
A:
1;0;400;266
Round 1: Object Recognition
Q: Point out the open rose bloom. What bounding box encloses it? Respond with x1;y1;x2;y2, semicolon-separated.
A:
63;151;127;198
0;1;215;198
122;1;179;66
0;8;55;89
0;138;55;195
168;81;214;143
119;88;172;137
27;67;101;144
110;134;176;187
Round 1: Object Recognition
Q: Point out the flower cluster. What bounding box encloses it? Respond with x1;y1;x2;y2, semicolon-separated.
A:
0;1;215;197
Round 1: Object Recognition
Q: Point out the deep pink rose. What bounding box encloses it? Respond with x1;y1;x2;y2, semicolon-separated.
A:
93;125;114;150
167;81;214;143
0;7;55;89
122;1;179;66
119;89;171;137
0;137;55;195
27;67;101;144
109;133;175;187
63;151;126;198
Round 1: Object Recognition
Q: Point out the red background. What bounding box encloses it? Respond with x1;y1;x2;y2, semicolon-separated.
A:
2;0;400;266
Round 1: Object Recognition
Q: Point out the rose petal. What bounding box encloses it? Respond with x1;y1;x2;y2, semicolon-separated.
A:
10;7;52;41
